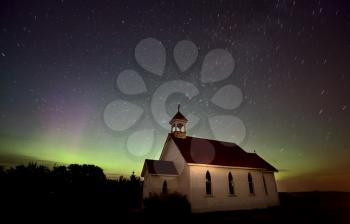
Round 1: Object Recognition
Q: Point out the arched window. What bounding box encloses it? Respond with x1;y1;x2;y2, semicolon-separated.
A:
262;175;268;195
205;171;212;195
162;180;168;194
228;172;235;195
248;173;254;194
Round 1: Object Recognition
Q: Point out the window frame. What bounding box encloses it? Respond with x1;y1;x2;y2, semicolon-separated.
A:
205;170;212;196
228;172;236;196
248;173;255;195
162;180;168;195
262;174;268;195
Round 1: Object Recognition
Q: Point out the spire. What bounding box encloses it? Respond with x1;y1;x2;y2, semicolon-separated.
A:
169;104;187;139
169;105;188;122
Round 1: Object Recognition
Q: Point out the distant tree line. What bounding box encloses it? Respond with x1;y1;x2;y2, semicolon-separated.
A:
0;163;143;216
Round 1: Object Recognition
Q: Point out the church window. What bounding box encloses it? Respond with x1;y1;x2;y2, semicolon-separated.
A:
228;172;235;195
248;173;255;194
162;180;168;194
205;171;212;195
263;175;268;195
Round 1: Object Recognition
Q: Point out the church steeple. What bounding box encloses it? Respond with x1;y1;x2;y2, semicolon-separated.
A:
169;104;187;139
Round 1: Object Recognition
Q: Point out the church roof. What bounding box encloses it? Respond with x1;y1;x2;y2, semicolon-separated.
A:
141;159;178;176
169;135;278;172
170;111;188;122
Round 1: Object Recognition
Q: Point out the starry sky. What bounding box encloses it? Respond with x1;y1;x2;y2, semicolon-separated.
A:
1;0;350;191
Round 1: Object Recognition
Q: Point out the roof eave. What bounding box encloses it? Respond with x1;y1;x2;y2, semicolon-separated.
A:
187;163;278;172
141;162;147;177
149;173;179;176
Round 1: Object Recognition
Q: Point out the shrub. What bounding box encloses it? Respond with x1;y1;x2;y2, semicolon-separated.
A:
143;192;191;215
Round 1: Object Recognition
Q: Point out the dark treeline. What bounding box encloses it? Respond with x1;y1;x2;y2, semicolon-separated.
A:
0;163;143;218
1;164;348;223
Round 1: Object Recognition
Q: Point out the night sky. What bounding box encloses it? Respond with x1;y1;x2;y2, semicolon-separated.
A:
1;0;349;192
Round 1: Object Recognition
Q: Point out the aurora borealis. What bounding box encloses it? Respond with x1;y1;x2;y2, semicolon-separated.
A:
1;0;349;191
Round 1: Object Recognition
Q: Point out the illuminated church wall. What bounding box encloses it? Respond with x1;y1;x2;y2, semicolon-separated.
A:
188;165;279;212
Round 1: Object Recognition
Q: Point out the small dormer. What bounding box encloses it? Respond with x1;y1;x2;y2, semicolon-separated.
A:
169;104;187;139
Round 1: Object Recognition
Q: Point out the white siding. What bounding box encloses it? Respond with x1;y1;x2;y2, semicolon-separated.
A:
160;139;190;197
262;172;280;206
143;169;178;198
188;165;279;212
160;139;186;175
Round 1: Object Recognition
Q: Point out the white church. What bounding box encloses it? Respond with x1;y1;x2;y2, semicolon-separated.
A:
141;107;279;212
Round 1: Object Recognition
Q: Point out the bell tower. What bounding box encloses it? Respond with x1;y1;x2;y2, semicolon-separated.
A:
169;104;187;139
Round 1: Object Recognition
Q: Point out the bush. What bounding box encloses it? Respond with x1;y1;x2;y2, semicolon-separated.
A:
143;192;191;215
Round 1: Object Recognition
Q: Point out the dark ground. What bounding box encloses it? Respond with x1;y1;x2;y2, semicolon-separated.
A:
188;192;350;224
2;191;350;223
132;191;350;224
